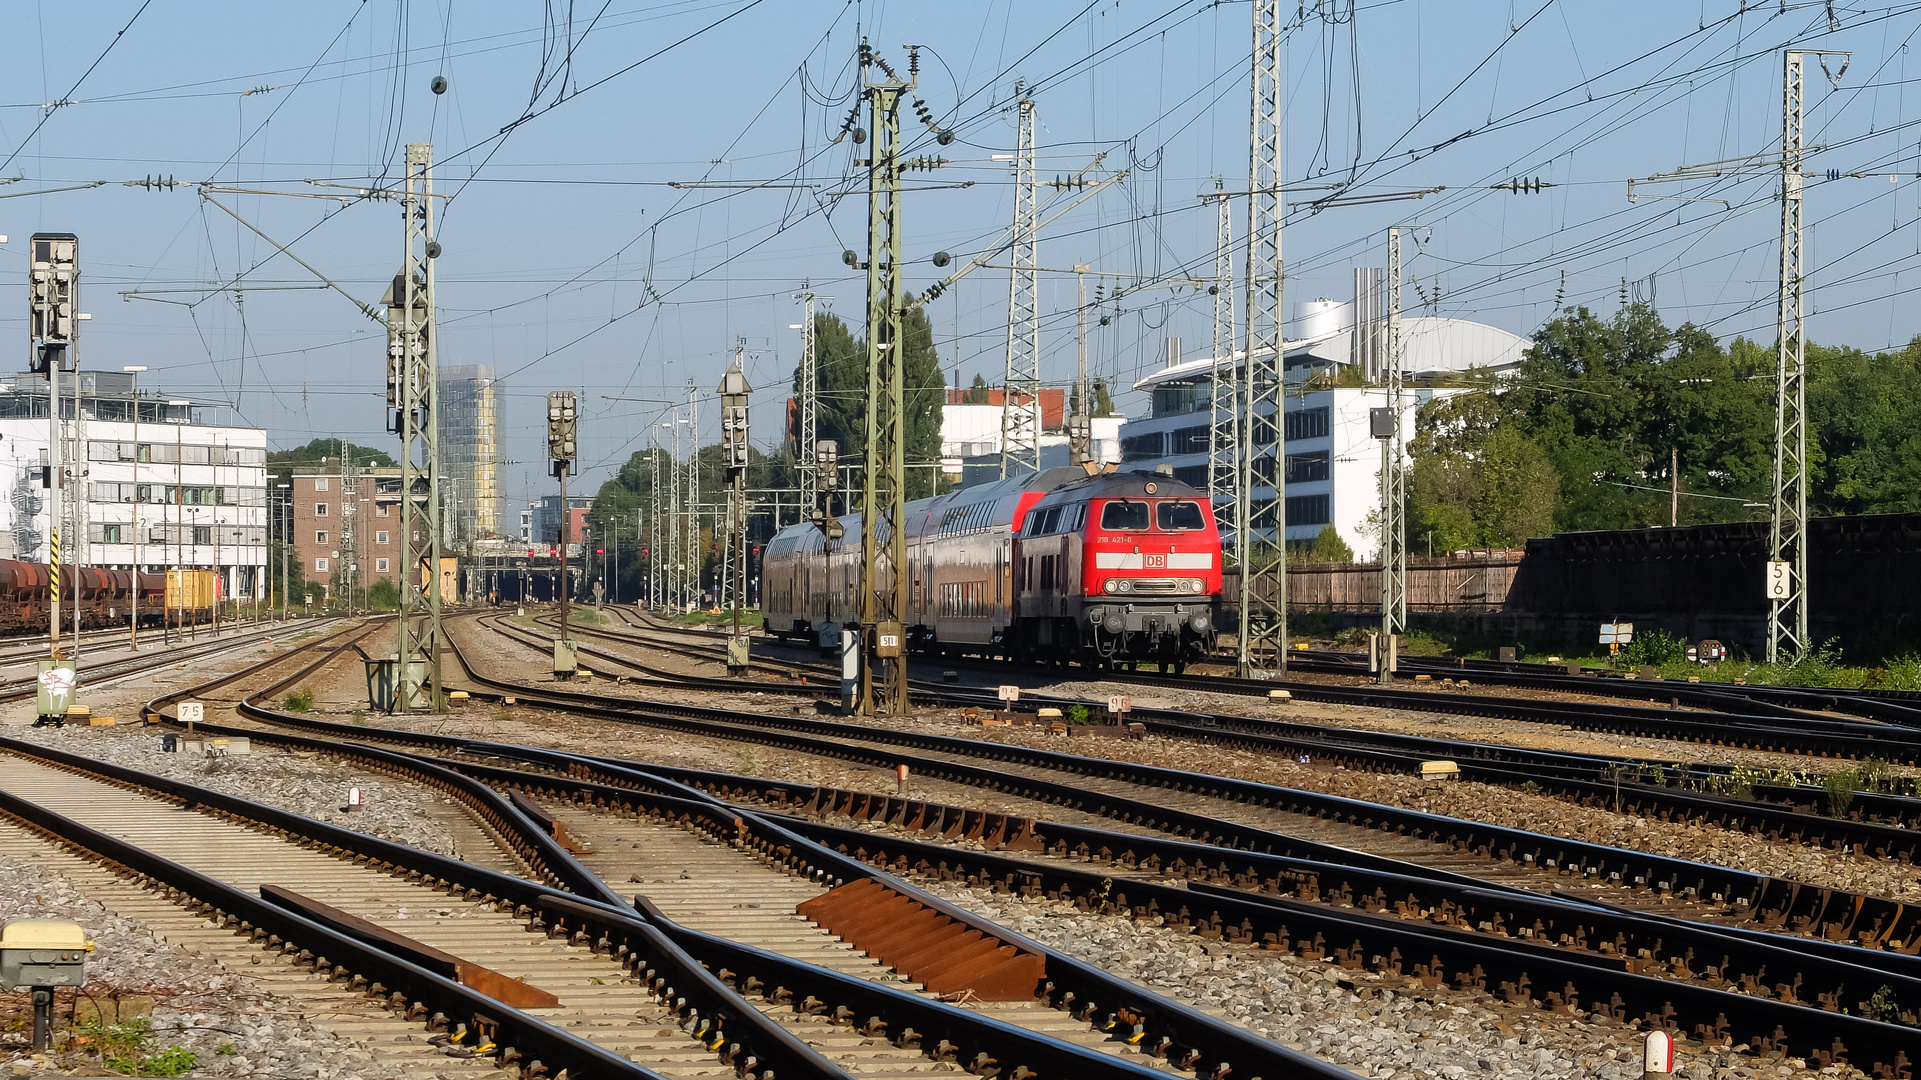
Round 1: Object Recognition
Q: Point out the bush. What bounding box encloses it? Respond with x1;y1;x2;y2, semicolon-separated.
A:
366;580;401;610
283;687;315;712
1781;638;1847;687
1619;627;1686;668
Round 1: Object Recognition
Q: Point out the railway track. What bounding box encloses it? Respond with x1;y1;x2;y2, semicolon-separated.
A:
488;609;1921;866
88;618;1353;1080
154;626;1921;1077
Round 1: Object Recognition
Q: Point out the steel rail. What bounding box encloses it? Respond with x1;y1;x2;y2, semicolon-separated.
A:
436;624;1921;952
134;641;1279;1080
0;782;669;1080
0;736;837;1080
532;612;1921;831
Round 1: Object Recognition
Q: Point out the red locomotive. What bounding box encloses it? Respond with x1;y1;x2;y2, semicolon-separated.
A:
763;466;1223;672
0;561;216;634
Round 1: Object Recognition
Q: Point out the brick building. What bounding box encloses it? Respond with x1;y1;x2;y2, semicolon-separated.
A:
290;462;402;600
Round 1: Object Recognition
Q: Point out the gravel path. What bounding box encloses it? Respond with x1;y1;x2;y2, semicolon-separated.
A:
6;725;460;857
0;855;387;1078
927;883;1861;1080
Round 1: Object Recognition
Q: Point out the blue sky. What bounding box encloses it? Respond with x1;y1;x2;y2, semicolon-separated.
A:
2;1;1918;510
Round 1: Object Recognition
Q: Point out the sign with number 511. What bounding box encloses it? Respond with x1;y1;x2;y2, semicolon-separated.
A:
1764;560;1793;600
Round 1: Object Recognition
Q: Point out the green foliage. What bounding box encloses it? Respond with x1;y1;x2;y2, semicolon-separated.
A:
1067;703;1091;725
1407;307;1921;544
1780;638;1847;688
268;438;398;469
73;1016;195;1076
1823;769;1862;819
1860;985;1900;1023
961;373;992;404
1291;524;1355;564
138;1046;198;1077
283;687;315;712
366;579;401;610
789;308;946;499
1618;627;1686;668
1880;654;1921;690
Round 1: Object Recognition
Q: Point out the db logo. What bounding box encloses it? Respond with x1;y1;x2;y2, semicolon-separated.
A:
1144;554;1167;569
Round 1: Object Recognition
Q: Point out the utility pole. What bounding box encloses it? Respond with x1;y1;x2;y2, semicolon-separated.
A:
1768;50;1816;664
1068;264;1094;464
1000;88;1041;478
1670;447;1680;528
1376;226;1408;683
29;234;77;662
719;357;752;670
1236;0;1287;677
388;143;444;712
1205;181;1236;503
856;40;913;717
684;379;699;610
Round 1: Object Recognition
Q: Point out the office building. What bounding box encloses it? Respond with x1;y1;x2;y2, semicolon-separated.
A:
1120;288;1529;556
0;370;268;602
438;364;502;543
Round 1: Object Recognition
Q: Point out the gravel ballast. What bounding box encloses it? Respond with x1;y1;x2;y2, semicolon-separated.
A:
7;725;459;857
0;854;395;1078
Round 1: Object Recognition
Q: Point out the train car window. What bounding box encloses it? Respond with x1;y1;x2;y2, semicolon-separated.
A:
1100;500;1149;532
1157;500;1206;531
1070;504;1086;531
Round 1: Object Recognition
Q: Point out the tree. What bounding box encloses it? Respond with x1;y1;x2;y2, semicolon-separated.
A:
788;305;945;500
962;373;991;404
268;438;397;469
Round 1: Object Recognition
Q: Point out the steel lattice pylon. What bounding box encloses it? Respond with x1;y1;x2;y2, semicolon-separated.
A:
1381;226;1407;639
682;380;699;610
1205;180;1237;507
857;43;912;717
1768;51;1810;663
394;143;443;712
1000;92;1041;479
796;288;819;510
1236;0;1287;677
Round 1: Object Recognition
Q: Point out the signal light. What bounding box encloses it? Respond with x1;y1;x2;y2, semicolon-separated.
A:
595;548;603;555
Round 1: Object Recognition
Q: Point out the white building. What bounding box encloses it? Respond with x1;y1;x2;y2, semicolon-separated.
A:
941;403;1124;488
1121;292;1530;556
0;370;268;600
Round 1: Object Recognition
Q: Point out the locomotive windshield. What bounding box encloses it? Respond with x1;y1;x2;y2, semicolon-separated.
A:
1099;500;1150;531
1156;500;1206;531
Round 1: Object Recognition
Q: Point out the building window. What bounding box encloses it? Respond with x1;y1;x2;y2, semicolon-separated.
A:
375;531;389;545
101;524;123;543
376;504;389;517
1169;425;1210;456
315;530;328;544
315;503;329;517
1284;406;1330;442
1284;451;1330;484
1119;432;1163;461
315;557;329;572
192;525;213;546
313;478;329;491
1150;380;1201;419
376;558;390;573
1285;493;1330;527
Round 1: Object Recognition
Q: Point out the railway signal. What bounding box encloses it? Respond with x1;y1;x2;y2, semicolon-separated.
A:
28;234;78;660
809;441;842;540
547;390;579;674
717;359;752;671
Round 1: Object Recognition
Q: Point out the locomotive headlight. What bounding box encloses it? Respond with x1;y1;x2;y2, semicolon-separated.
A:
1183;579;1203;593
1115;579;1133;594
1102;579;1119;595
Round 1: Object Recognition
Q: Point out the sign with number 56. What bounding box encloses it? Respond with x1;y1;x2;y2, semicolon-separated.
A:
1764;560;1792;600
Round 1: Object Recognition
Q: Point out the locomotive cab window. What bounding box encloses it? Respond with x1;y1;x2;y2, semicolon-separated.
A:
1157;500;1206;531
1099;500;1149;532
